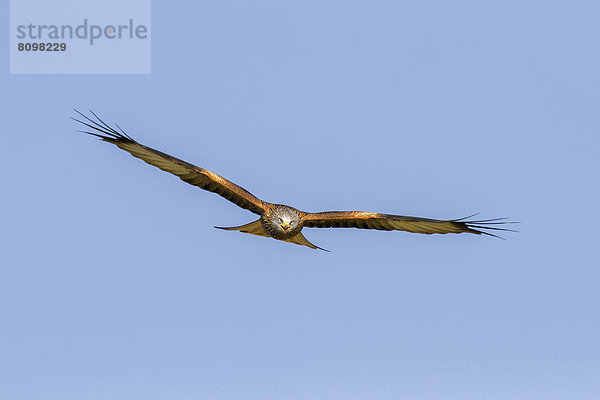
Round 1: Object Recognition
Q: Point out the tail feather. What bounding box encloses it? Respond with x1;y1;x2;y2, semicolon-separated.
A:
283;233;329;252
216;221;328;251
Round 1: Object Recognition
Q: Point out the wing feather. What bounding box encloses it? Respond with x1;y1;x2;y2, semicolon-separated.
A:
302;211;516;238
73;110;267;215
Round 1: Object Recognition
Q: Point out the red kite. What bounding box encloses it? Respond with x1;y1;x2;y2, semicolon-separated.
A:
74;110;515;251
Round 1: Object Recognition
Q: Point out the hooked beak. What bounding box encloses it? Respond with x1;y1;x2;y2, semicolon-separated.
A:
280;223;290;231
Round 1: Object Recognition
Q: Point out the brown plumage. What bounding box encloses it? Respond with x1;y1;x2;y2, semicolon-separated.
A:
73;110;516;251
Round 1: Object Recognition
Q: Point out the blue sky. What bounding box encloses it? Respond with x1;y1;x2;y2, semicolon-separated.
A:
2;1;599;399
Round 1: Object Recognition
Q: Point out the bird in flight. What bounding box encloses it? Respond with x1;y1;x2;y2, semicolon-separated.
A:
73;110;515;251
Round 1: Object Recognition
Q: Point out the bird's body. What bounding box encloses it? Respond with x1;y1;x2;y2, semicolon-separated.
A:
73;110;515;250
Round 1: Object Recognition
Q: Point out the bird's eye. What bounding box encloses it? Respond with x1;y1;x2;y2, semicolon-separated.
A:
278;218;283;223
290;221;294;225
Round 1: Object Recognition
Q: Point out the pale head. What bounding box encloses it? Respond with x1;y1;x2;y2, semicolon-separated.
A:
263;205;302;238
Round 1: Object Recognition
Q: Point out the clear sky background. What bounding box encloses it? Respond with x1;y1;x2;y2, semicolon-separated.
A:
2;1;599;399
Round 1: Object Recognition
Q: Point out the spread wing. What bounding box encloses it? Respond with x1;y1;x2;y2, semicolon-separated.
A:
73;110;267;215
301;211;516;238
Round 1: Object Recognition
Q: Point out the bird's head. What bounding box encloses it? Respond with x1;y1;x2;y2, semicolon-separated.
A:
269;206;302;236
277;215;294;232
